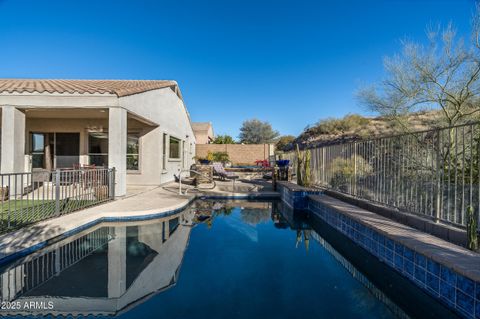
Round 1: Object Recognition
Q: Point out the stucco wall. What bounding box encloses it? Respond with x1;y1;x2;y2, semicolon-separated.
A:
119;88;196;185
196;144;274;165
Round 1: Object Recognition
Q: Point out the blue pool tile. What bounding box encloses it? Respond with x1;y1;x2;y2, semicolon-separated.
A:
371;242;378;254
394;242;403;255
426;272;439;295
440;266;457;286
476;282;480;300
385;248;393;265
415;253;427;268
456;290;474;316
457;274;475;296
365;238;372;251
385;238;394;250
439;281;456;305
476;300;480;319
394;253;403;271
378;245;385;260
403;247;414;262
366;228;374;239
426;259;440;276
359;224;365;234
404;260;414;277
414;266;426;285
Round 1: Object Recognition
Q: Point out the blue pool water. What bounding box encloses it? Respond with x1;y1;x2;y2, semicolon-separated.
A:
0;200;457;318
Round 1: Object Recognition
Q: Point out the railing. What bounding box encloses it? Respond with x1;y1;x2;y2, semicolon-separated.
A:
0;168;115;233
0;227;112;301
286;122;480;230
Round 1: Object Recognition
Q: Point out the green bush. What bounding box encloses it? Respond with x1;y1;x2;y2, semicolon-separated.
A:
212;151;230;163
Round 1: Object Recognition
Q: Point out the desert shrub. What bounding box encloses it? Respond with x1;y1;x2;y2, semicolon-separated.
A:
329;155;372;192
312;114;370;135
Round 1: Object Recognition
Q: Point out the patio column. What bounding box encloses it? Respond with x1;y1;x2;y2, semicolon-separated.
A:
108;226;126;298
108;107;127;197
1;106;25;174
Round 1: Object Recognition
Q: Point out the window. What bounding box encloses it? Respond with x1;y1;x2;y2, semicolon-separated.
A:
31;133;45;169
88;132;108;167
182;140;186;168
169;136;180;159
127;133;140;171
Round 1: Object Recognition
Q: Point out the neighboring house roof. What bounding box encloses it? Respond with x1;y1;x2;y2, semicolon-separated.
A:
0;79;179;98
192;122;214;141
191;122;213;132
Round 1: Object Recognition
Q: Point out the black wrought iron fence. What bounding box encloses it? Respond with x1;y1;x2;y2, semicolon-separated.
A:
0;227;112;301
287;122;480;230
0;168;115;233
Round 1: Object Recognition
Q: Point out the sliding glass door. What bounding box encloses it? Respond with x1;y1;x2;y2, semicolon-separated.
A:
55;133;80;168
30;133;80;170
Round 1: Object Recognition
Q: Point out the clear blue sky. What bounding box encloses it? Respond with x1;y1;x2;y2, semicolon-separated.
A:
0;0;473;138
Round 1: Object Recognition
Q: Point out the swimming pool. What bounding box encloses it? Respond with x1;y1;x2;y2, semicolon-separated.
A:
0;200;458;318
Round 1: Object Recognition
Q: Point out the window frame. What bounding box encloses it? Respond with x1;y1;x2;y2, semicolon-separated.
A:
168;136;182;161
162;133;168;171
127;132;141;173
87;131;109;168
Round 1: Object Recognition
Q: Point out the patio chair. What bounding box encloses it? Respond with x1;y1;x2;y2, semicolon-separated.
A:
212;162;239;181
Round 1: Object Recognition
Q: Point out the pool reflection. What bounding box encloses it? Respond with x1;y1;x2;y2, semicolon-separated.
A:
0;208;195;317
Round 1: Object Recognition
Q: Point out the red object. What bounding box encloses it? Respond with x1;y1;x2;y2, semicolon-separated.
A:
255;160;270;168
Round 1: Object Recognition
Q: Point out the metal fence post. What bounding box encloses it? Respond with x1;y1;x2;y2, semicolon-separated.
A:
435;130;442;222
55;169;61;216
353;142;357;196
110;167;116;199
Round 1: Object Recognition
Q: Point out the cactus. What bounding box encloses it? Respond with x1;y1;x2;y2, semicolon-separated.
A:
295;144;304;186
294;145;312;187
303;149;311;187
466;206;479;251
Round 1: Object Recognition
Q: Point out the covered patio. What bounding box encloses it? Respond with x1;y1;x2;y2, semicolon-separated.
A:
0;106;157;197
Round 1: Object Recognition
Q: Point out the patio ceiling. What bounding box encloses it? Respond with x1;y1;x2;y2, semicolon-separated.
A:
24;108;109;119
22;108;157;126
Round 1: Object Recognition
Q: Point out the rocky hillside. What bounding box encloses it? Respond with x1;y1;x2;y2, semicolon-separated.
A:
291;111;443;150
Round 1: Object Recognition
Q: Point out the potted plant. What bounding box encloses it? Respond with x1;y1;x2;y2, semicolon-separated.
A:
196;151;214;165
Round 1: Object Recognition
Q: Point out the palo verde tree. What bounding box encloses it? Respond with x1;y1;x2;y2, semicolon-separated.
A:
358;4;480;130
358;5;480;235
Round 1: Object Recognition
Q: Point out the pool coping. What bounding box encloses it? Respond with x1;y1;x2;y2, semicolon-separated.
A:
308;194;480;282
322;189;469;247
0;192;280;267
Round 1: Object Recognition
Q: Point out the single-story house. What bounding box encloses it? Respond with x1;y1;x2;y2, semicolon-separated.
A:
0;79;196;196
191;122;214;144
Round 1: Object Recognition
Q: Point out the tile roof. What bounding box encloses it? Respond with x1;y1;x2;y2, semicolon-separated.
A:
0;79;178;97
